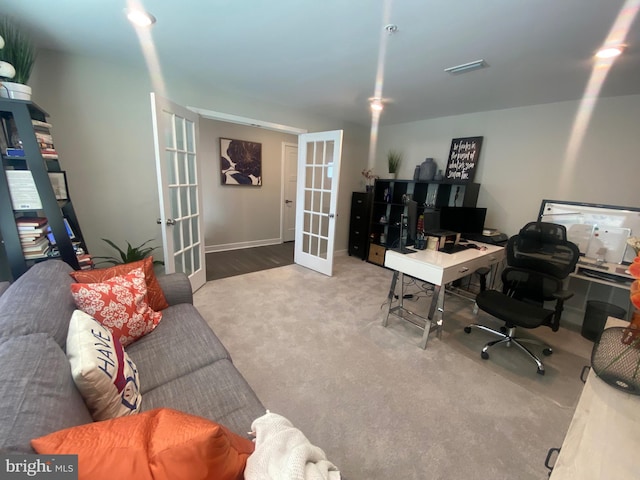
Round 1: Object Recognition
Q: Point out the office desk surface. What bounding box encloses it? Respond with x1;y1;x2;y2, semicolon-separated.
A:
384;243;505;286
550;317;640;479
383;242;505;349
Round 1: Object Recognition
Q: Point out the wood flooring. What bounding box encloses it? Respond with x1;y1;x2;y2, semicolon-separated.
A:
205;242;295;281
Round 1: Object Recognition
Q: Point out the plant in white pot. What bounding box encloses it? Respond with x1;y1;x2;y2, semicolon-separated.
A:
0;17;36;101
387;150;403;179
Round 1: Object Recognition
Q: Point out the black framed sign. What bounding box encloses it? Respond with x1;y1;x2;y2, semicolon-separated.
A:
444;136;483;183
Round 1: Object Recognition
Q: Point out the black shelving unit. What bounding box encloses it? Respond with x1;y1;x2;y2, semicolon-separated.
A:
368;178;480;262
0;98;86;280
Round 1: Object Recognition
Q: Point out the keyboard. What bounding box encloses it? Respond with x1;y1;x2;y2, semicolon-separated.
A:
577;260;608;270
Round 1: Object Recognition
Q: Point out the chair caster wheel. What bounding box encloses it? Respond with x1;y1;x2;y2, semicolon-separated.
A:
537;368;545;375
500;326;507;334
464;326;471;334
481;351;489;360
543;348;553;356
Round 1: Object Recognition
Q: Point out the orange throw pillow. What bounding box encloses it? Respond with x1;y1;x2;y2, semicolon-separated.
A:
31;408;255;480
70;268;162;347
70;257;169;311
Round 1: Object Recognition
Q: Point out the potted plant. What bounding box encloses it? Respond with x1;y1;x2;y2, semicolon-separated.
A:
387;150;403;179
0;16;36;100
93;238;164;266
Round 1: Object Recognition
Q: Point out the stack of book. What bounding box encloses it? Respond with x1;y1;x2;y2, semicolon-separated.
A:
77;253;94;270
16;217;51;259
32;120;59;160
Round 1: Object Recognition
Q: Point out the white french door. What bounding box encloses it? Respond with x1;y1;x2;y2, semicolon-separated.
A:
150;93;206;291
294;130;343;276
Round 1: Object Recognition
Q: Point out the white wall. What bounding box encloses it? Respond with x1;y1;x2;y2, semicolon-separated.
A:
374;96;640;325
375;95;640;236
27;49;369;262
199;119;297;249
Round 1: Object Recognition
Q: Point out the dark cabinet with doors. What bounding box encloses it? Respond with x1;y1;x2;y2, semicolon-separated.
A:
348;191;373;260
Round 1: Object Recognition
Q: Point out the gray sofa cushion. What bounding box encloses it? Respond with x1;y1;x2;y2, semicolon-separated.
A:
0;260;76;348
156;272;193;306
140;358;264;438
126;303;231;394
0;334;93;453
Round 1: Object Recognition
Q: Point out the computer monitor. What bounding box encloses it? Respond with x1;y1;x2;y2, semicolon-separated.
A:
439;207;487;236
407;200;418;245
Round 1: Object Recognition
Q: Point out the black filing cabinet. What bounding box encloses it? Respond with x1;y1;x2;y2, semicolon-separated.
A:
349;191;373;259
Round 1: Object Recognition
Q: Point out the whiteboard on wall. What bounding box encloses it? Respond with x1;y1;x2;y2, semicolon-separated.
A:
538;199;640;264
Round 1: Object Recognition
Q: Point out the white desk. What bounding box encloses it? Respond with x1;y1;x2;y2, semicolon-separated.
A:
550;317;640;479
383;242;505;348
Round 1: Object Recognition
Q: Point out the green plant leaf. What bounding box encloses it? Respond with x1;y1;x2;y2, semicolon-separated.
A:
96;238;164;265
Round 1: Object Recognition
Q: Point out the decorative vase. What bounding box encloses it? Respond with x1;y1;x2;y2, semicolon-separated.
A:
418;158;436;181
0;81;32;100
434;169;443;181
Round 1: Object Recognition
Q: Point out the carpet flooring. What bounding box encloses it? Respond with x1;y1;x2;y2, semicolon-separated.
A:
205;242;294;281
193;255;594;480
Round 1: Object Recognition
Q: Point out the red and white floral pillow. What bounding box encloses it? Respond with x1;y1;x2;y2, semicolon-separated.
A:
70;267;162;347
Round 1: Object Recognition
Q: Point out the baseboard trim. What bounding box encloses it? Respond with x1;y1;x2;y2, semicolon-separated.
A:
205;241;348;258
205;238;283;253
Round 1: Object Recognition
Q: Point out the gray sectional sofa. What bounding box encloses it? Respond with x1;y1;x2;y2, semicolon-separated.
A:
0;259;265;453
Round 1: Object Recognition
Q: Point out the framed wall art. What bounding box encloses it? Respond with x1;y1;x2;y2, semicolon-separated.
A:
220;137;262;186
48;171;69;200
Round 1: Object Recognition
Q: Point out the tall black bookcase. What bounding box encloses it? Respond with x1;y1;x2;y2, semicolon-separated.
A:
0;98;86;280
368;178;480;262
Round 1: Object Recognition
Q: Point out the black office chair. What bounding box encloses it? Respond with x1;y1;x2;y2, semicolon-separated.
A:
464;222;580;375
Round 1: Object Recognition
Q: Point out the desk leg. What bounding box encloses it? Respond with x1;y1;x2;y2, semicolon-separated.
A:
383;270;400;327
420;285;444;348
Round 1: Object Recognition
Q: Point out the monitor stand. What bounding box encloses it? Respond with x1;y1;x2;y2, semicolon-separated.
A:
395;213;416;254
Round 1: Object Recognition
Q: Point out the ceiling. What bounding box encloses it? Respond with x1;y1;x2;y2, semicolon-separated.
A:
2;0;639;127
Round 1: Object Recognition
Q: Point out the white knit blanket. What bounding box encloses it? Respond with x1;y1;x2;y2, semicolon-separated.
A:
244;412;341;480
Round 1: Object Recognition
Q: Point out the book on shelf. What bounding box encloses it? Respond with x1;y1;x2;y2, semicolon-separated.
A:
5;147;25;157
19;231;47;240
77;253;94;270
16;217;48;228
24;248;51;260
31;119;52;129
35;132;53;143
22;237;50;252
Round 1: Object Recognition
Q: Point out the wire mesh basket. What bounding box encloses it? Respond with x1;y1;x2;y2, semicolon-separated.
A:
591;327;640;395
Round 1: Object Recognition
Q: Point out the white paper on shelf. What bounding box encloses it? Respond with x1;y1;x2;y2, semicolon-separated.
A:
5;170;42;210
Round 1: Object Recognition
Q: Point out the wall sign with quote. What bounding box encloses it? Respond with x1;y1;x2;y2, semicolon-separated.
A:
219;137;262;186
444;136;483;183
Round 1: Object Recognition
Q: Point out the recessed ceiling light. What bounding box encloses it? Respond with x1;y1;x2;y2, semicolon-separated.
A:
126;9;156;27
595;46;624;59
369;98;384;112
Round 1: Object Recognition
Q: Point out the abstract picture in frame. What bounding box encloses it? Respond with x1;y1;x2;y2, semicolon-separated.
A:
48;171;69;200
220;137;262;186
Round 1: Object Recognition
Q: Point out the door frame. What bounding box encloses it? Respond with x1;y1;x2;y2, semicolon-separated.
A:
187;106;308;247
281;141;298;242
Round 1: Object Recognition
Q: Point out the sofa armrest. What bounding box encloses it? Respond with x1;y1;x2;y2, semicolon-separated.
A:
0;281;10;298
156;273;193;306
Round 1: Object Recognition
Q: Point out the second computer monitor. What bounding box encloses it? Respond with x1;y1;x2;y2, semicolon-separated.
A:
439;206;487;236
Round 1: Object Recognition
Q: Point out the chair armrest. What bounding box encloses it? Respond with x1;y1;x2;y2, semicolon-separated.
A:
156;273;193;306
0;281;10;298
553;290;574;301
